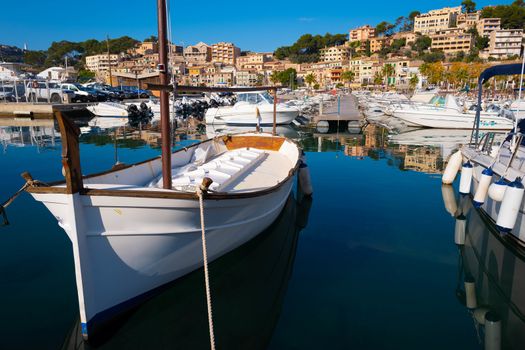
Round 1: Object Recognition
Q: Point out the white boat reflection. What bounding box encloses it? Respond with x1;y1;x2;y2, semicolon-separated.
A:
452;195;525;350
205;124;301;139
0;122;59;152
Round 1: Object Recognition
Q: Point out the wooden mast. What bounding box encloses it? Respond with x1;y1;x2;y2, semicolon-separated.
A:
157;0;172;189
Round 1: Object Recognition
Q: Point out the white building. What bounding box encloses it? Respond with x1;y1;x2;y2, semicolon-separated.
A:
414;6;462;36
488;29;524;59
37;67;77;82
0;62;24;81
85;54;119;72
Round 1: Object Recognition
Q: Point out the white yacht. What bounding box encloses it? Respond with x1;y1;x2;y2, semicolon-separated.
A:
392;95;513;130
205;91;299;125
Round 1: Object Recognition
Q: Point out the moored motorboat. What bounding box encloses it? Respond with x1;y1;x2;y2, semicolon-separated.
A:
205;91;298;125
392;95;513;130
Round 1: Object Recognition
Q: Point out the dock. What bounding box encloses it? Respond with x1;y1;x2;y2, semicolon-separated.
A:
313;94;362;124
0;102;92;119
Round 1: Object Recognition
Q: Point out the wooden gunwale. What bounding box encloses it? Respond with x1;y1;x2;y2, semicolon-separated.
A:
26;133;300;200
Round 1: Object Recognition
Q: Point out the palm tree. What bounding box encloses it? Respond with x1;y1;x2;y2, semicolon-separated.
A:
340;70;355;89
382;64;395;88
409;74;419;92
373;71;383;86
304;73;317;89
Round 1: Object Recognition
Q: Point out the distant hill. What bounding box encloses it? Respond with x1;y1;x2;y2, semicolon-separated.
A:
0;44;24;62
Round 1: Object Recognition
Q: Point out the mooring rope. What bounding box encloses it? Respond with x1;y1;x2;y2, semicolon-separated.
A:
0;174;47;226
196;184;216;350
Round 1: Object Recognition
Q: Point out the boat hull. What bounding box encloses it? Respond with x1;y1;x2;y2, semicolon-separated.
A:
31;177;294;339
393;110;513;130
205;106;298;125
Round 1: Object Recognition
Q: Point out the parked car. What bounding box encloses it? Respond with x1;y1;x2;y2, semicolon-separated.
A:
25;81;75;103
120;86;151;99
0;86;17;102
59;83;97;102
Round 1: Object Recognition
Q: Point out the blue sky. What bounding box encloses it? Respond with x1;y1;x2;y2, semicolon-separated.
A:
0;0;511;52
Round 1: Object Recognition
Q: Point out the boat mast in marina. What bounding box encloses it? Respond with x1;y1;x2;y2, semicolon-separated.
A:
157;0;171;189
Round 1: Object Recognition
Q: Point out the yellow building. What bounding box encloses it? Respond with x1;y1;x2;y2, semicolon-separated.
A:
211;42;241;65
320;45;351;62
349;25;375;43
370;38;389;53
85;54;119;72
457;11;481;30
431;29;473;55
414;6;462;35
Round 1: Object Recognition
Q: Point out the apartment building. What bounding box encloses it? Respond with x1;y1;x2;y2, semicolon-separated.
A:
349;25;375;43
127;41;158;56
431;29;473;54
235;70;260;86
320;45;351;62
414;6;462;35
85;54;119;72
370;38;389;53
184;42;212;64
476;18;501;37
457;11;481;30
488;29;524;59
350;57;382;85
211;42;241;65
237;52;272;66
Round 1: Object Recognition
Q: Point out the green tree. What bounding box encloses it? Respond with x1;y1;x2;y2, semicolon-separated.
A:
77;69;96;83
23;50;47;67
375;21;395;36
462;0;476;13
382;64;395;86
273;33;347;63
409;74;419;91
340;70;355;88
304;73;317;88
143;35;158;42
373;72;383;86
411;35;432;53
482;2;525;29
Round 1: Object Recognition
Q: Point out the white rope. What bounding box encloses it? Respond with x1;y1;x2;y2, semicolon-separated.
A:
197;187;216;350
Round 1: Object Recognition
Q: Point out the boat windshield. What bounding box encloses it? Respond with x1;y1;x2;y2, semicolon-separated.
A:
429;95;445;106
237;92;274;104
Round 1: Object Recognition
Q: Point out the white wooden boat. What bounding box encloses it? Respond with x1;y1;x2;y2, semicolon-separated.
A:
205;91;298;125
24;112;303;340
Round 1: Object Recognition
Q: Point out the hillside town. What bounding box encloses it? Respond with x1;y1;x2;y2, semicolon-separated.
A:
0;1;524;93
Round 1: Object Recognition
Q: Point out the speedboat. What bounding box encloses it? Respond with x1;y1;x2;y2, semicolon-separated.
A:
86;102;128;118
205;91;299;125
392;95;514;130
24;111;306;340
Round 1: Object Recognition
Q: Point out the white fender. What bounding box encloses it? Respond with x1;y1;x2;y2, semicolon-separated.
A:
442;150;463;184
488;178;507;202
473;168;493;208
459;161;473;195
465;276;477;309
496;178;524;233
441;185;457;217
484;311;501;350
454;214;466;245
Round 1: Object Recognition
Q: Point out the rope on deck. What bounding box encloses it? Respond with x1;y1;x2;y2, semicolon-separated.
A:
197;178;216;350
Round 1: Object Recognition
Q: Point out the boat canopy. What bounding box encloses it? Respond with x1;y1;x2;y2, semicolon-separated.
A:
473;63;524;143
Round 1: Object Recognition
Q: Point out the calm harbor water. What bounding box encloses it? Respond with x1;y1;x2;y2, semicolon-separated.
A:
0;122;523;349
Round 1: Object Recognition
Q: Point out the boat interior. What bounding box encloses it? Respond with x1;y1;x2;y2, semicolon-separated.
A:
71;134;299;195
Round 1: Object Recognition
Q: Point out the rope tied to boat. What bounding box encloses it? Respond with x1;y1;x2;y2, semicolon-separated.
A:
0;172;47;226
196;177;216;350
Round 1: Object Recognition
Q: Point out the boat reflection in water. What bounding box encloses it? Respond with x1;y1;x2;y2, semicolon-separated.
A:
61;194;312;349
205;124;302;140
0;120;59;152
444;186;525;350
